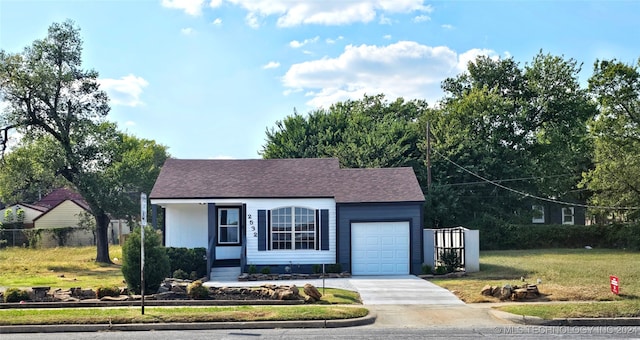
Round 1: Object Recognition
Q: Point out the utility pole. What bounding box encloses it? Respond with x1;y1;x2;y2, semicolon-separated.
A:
426;120;432;191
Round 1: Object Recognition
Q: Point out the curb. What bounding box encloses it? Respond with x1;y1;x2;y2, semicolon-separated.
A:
489;309;640;326
0;312;376;334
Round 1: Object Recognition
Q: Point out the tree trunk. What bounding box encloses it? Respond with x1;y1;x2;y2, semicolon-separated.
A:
95;213;112;264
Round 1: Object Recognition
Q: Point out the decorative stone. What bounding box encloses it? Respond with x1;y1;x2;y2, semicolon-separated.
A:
499;285;512;300
480;285;492;296
303;284;322;301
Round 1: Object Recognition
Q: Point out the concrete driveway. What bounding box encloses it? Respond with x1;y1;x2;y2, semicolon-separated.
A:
347;275;464;305
206;275;463;305
206;275;509;327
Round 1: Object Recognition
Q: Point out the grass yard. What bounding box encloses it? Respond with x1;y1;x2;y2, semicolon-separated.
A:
0;246;124;289
498;300;640;320
0;246;360;305
0;306;369;325
432;248;640;303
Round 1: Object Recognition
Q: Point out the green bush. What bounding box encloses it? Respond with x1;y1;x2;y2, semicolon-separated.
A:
4;288;30;302
173;269;188;279
187;280;209;299
121;226;170;294
96;286;121;298
248;264;257;274
439;249;462;273
421;264;432;275
326;263;342;273
473;221;640;250
311;264;322;274
165;247;207;279
260;266;271;274
434;266;448;275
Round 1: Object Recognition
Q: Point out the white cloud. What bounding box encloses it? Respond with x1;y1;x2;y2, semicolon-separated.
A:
289;36;319;48
457;48;499;71
383;34;392;40
379;15;392;25
263;61;281;69
209;0;222;7
245;12;260;28
212;18;223;25
413;14;430;23
98;74;149;107
282;41;497;107
325;36;344;44
441;24;453;29
181;27;196;35
125;121;136;127
226;0;432;27
161;0;205;16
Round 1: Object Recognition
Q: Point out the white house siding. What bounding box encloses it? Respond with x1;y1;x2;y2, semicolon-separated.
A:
244;198;336;266
0;205;43;225
164;203;208;248
155;198;336;266
34;201;86;228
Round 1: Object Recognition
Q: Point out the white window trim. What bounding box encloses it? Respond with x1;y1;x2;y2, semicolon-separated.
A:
562;207;575;225
532;205;545;224
218;208;240;244
270;206;317;250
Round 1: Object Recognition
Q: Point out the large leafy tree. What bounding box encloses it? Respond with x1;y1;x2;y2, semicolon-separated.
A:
429;52;596;227
261;94;427;173
0;136;67;204
0;132;169;257
582;59;640;221
0;20;168;262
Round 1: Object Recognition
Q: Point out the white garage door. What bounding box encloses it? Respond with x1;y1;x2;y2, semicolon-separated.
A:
351;222;410;275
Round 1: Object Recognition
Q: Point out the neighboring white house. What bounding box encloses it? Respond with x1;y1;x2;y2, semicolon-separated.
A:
0;187;129;247
0;203;48;228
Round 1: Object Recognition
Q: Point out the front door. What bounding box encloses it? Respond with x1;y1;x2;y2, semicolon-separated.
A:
216;207;242;260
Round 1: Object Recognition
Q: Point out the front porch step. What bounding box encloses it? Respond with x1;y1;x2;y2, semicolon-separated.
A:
210;266;241;281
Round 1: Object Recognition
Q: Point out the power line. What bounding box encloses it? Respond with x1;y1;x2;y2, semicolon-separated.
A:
436;174;572;187
432;149;640;211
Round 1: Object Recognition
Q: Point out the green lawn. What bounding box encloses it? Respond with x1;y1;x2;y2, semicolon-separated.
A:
432;248;640;303
0;246;124;289
429;248;640;318
0;306;369;325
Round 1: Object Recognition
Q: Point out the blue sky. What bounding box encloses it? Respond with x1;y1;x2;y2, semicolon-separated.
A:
1;0;639;159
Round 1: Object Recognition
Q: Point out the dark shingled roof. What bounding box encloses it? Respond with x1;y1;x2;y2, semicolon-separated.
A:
150;158;424;204
35;187;89;210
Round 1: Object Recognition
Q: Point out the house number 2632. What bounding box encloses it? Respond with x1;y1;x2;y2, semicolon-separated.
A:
247;214;257;237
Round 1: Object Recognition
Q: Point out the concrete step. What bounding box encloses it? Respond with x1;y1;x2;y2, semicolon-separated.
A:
210;266;241;281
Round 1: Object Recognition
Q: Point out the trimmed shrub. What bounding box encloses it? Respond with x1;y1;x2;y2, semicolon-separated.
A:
326;263;342;273
121;226;171;294
96;286;121;298
165;247;207;279
434;266;448;275
173;269;188;280
4;288;30;303
260;266;271;274
187;280;209;299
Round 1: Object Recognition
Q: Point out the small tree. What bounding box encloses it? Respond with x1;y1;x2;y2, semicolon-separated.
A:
121;226;170;294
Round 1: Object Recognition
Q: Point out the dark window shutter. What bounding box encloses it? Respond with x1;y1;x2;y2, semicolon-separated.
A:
320;209;329;250
258;210;267;251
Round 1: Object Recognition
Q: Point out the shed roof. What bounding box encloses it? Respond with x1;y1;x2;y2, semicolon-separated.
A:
150;158;424;203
